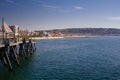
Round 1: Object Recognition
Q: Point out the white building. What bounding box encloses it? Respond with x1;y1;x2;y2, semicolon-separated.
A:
9;25;19;35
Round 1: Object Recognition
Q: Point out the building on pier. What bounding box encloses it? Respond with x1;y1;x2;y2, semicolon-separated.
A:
9;25;19;36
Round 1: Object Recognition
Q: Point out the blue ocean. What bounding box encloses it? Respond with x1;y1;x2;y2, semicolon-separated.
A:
1;36;120;80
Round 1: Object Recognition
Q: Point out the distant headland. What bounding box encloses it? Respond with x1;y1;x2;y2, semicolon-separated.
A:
34;28;120;38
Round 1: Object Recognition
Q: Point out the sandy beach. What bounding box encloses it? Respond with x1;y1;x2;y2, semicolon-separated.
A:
31;36;90;40
31;37;64;40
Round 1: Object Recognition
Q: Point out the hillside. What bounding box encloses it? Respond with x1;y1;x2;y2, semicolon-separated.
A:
35;28;120;37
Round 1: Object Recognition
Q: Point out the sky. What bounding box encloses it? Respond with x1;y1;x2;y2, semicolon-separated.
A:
0;0;120;31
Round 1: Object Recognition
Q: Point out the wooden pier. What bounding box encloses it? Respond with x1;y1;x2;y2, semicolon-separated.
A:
0;39;36;71
0;18;36;71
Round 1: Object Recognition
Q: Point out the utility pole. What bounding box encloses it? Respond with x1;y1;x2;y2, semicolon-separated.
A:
2;18;5;42
18;27;19;41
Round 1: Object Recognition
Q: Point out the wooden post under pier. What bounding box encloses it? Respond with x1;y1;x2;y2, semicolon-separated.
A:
4;46;13;71
10;46;19;66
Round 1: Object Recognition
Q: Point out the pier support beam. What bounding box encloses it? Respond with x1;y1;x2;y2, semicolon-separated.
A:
19;44;27;58
11;46;19;66
4;48;13;71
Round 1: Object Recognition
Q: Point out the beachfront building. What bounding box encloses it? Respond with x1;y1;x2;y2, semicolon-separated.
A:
34;31;44;37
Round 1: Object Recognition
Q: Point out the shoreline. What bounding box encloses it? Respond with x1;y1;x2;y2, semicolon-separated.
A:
31;35;120;40
31;36;90;40
31;37;64;40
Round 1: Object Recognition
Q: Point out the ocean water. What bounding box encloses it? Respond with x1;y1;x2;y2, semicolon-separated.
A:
1;36;120;80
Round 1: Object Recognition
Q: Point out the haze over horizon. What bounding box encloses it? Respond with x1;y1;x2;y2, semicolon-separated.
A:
1;0;120;31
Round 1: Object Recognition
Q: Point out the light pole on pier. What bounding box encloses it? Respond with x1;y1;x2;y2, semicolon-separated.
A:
2;18;5;42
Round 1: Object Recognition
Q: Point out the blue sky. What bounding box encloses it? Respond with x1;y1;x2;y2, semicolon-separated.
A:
0;0;120;31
